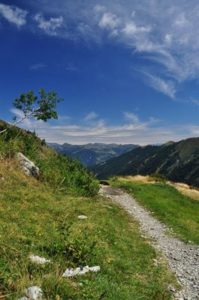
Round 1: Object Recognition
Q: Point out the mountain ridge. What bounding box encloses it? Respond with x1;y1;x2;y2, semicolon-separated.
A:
93;137;199;187
48;142;138;166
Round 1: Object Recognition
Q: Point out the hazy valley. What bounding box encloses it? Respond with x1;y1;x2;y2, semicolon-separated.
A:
48;142;137;166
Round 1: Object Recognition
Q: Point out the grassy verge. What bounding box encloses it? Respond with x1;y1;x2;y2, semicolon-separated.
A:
111;178;199;245
0;161;177;299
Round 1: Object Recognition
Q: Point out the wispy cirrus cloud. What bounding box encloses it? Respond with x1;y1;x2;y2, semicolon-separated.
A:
65;63;79;72
192;99;199;106
124;112;139;123
3;1;199;98
92;1;199;97
84;112;98;121
0;3;28;27
142;73;176;99
30;63;47;71
73;0;199;98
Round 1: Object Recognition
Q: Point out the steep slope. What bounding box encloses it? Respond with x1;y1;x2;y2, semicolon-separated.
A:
93;138;199;187
49;142;137;166
0;120;98;196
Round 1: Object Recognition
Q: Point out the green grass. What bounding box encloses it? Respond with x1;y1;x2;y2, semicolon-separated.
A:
112;178;199;245
0;161;177;299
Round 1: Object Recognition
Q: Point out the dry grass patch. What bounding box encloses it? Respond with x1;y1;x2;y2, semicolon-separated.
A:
168;182;199;201
117;175;157;184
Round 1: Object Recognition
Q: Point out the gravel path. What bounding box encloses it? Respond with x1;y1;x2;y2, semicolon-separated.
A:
100;185;199;300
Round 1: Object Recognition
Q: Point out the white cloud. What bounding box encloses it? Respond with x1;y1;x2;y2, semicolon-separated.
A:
175;13;189;28
10;108;32;128
124;112;139;123
191;99;199;106
11;108;24;120
30;63;47;71
3;0;199;98
20;119;199;145
94;5;106;13
84;112;98;121
65;63;78;72
143;73;176;99
10;109;199;145
122;22;151;36
34;13;64;36
99;12;120;30
92;1;199;97
0;4;27;27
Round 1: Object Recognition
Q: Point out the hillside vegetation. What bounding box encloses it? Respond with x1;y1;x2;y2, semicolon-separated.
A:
112;177;199;244
0;121;177;299
0;120;98;197
93;138;199;187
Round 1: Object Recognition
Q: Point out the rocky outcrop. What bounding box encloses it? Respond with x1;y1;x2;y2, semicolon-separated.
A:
16;153;40;178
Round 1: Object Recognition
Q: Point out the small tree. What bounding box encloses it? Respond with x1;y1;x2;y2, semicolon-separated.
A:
0;88;63;134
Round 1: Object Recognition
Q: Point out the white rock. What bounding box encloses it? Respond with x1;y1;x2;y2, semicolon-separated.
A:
77;215;88;220
16;153;39;177
29;254;50;265
62;265;100;277
18;297;28;300
88;266;101;272
25;286;43;300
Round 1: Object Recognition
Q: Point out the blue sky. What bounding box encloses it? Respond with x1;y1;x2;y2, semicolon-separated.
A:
0;0;199;144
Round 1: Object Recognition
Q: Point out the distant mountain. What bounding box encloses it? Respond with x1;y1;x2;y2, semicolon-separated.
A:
93;138;199;187
48;143;138;166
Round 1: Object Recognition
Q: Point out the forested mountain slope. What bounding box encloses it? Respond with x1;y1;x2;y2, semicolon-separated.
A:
93;138;199;187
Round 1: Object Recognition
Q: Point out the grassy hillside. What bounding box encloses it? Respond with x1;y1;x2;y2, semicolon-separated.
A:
93;138;199;188
0;121;177;299
0;120;98;196
112;177;199;244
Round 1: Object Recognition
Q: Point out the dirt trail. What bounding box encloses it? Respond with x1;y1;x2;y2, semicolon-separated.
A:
100;185;199;300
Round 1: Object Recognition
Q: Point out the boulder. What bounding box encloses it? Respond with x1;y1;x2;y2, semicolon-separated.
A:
26;286;43;300
16;153;39;178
